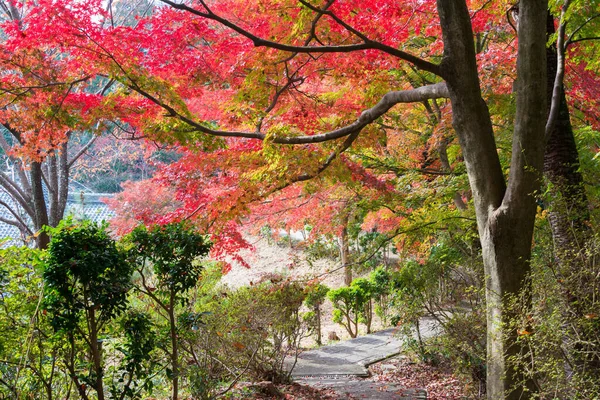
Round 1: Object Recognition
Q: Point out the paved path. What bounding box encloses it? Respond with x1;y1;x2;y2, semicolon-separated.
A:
290;328;403;377
286;318;440;399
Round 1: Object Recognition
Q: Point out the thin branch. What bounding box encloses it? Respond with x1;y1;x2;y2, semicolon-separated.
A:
565;12;600;47
0;200;33;235
567;36;600;45
68;134;99;168
158;0;442;76
211;345;261;399
256;74;305;132
471;0;494;20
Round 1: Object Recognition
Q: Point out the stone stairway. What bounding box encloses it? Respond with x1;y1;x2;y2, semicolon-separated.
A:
286;318;440;399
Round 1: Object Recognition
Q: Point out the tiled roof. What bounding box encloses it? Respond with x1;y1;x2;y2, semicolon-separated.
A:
0;187;115;246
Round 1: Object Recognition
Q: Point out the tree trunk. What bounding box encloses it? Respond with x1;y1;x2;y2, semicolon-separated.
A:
316;306;322;346
437;1;547;398
30;162;50;249
340;214;352;285
88;308;105;400
169;292;179;400
544;11;600;376
544;12;590;265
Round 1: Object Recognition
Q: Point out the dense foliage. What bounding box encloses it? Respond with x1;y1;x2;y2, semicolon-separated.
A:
0;0;599;398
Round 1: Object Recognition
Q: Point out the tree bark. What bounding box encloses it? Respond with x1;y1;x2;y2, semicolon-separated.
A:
88;308;105;400
30;162;50;249
437;1;547;398
169;291;179;400
0;131;73;248
340;214;352;285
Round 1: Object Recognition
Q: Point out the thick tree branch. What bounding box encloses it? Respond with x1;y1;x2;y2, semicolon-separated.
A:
127;79;448;145
546;1;570;140
0;173;33;216
0;200;33;235
503;1;547;210
158;0;442;76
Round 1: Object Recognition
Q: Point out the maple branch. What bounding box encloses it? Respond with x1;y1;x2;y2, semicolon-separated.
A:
108;121;147;140
565;13;600;47
0;75;92;109
567;36;600;45
158;0;442;76
306;0;335;45
297;0;371;43
0;172;33;215
470;0;494;19
0;200;33;235
294;128;360;184
68;134;99;168
91;20;447;146
256;75;305;132
128;78;448;145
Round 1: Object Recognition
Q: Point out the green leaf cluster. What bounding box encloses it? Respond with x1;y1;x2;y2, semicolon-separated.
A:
43;219;133;332
127;222;212;299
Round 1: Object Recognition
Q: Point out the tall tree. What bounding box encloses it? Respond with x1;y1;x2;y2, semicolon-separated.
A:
0;0;154;248
75;1;544;396
7;0;599;397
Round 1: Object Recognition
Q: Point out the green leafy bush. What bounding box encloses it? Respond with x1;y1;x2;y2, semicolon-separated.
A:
0;246;70;399
125;222;212;400
328;278;373;338
369;267;393;326
43;219;133;333
191;277;307;384
43;219;134;400
302;282;329;345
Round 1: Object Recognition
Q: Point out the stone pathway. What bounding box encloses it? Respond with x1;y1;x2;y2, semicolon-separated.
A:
286;318;440;399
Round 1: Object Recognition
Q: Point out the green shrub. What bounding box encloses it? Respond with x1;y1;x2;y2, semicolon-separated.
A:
328;278;373;338
43;219;134;400
302;282;329;345
186;278;307;385
369;267;393;326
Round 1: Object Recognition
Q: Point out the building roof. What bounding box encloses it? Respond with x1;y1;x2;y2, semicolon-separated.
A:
0;186;115;247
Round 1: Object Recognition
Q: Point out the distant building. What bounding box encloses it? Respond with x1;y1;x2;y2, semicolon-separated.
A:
0;180;114;247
